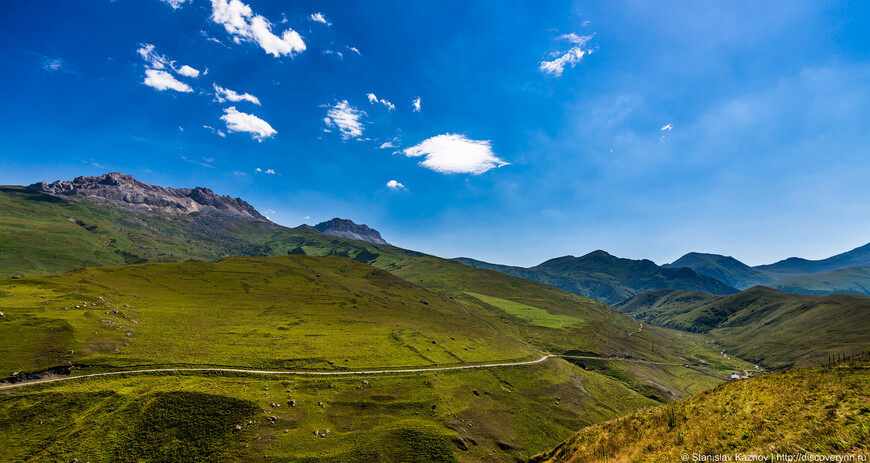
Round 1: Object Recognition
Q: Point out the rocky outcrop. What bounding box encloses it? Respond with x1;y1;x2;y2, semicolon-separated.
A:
313;218;388;245
28;173;268;221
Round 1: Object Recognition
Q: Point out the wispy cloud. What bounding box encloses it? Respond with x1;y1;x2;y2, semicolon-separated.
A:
412;97;421;112
180;155;214;168
366;93;395;111
323;49;344;59
213;83;261;105
40;56;75;74
309;12;330;25
144;69;192;92
403;134;508;175
661;123;673;131
160;0;186;9
539;33;595;77
210;0;306;58
203;125;227;138
386;180;405;190
379;141;396;149
323;101;365;139
220;106;277;141
347;46;361;56
255;167;276;174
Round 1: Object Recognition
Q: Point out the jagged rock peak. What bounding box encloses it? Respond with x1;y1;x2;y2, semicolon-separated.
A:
28;172;268;221
313;218;388;245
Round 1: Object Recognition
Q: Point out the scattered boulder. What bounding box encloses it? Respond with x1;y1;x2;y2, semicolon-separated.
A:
233;425;242;432
472;390;480;396
0;312;4;318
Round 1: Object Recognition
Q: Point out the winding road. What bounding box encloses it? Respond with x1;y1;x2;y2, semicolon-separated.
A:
0;354;688;391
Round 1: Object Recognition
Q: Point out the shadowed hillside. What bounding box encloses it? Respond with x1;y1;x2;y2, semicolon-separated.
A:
617;287;870;369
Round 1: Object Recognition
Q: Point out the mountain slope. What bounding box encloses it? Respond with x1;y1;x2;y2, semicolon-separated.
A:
616;287;870;369
615;289;724;326
456;251;738;305
532;363;870;462
755;241;870;280
664;252;773;289
768;266;870;296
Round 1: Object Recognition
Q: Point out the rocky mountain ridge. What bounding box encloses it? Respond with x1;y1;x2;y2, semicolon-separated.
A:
28;172;268;221
313;217;388;245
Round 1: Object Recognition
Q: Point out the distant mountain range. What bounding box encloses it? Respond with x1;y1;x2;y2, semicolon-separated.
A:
457;242;870;305
663;245;870;296
456;251;739;305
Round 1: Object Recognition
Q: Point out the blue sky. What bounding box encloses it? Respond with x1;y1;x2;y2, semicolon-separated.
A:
2;1;870;266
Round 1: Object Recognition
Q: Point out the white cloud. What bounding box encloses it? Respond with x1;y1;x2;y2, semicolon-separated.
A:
220;106;277;141
213;83;261;105
412;97;421;112
323;101;365;139
386;180;405;190
323;49;343;59
661;123;673;131
310;12;330;25
265;169;276;174
255;167;276;174
379;141;396;149
539;33;595;77
403;134;508;175
161;0;186;8
367;93;395;111
175;65;200;78
210;0;306;58
137;43;198;91
347;46;361;56
255;167;262;172
143;69;193;92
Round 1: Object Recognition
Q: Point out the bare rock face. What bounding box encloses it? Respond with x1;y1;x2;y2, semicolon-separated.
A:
28;173;268;221
313;218;388;245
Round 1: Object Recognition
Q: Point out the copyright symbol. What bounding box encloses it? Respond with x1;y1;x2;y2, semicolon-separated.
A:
681;454;690;462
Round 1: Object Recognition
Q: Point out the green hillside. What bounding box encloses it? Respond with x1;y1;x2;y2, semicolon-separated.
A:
768;266;870;296
0;254;743;462
531;361;870;462
617;287;870;369
0;185;282;278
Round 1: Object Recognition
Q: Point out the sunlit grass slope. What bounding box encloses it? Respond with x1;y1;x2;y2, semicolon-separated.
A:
0;255;539;375
0;359;669;463
531;362;870;463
